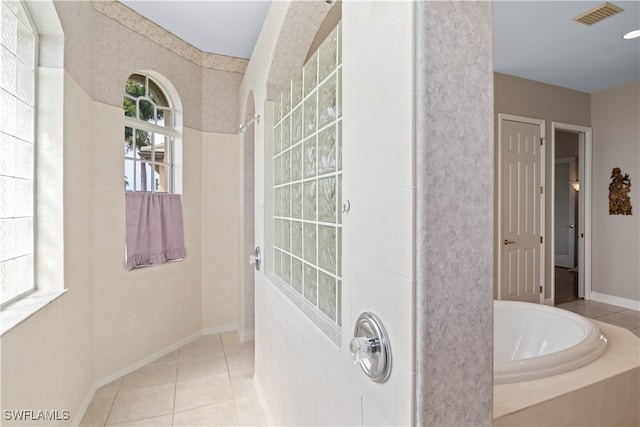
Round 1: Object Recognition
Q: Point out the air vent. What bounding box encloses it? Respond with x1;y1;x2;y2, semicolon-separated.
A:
573;2;624;26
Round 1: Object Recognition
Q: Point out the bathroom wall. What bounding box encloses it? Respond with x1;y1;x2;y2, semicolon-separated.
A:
591;81;640;306
1;1;243;422
53;0;242;379
495;75;640;307
240;1;415;425
556;131;579;158
0;72;96;427
201;132;242;332
494;73;592;300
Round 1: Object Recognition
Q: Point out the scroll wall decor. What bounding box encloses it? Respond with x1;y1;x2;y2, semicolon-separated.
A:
609;167;632;215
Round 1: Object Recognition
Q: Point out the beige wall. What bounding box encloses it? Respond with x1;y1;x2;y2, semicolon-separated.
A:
591;81;640;303
494;73;591;300
495;74;640;306
556;130;579;158
1;72;97;426
201;132;241;331
1;2;242;423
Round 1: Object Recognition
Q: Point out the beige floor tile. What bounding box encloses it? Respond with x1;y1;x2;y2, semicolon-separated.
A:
556;301;581;308
221;331;255;352
173;400;239;427
585;300;627;313
95;378;122;397
564;304;618;319
105;383;175;426
178;335;224;360
620;309;640;319
177;353;228;382
596;312;640;329
225;347;255;372
108;414;172;426
229;367;257;399
154;350;178;363
235;397;268;426
80;395;115;427
174;372;234;413
119;360;177;391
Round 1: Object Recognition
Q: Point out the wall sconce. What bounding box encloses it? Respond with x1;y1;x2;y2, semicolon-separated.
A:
569;180;580;192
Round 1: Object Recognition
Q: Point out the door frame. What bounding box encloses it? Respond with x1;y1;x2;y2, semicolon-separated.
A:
554;156;577;268
496;114;545;303
550;122;593;304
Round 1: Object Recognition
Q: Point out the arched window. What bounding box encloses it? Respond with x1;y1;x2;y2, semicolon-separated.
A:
123;73;179;193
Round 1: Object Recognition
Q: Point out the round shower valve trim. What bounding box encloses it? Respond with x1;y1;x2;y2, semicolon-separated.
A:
350;312;392;383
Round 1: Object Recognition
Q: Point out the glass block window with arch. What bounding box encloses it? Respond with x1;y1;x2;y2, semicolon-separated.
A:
273;23;342;342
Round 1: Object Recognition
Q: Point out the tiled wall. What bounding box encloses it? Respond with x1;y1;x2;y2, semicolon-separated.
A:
251;2;415;425
272;24;343;337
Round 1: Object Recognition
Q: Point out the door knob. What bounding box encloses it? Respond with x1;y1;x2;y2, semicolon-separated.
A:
249;246;261;271
503;239;515;245
567;224;575;229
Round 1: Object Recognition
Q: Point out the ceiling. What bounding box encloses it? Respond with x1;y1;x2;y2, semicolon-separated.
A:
494;1;640;93
119;1;639;93
119;1;272;59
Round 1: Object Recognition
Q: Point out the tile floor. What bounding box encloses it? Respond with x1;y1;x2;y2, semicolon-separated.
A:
80;301;638;427
557;299;640;337
80;332;267;427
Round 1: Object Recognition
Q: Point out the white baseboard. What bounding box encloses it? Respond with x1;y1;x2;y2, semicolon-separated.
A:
240;328;255;343
72;385;99;427
544;298;554;306
254;374;273;426
590;292;640;311
202;324;237;336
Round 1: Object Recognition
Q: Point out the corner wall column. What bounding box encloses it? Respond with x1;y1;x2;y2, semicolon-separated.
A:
415;1;494;425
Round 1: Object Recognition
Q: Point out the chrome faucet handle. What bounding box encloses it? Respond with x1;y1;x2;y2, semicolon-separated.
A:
351;312;392;383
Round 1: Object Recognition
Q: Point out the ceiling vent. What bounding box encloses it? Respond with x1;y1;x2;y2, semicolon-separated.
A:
573;2;624;26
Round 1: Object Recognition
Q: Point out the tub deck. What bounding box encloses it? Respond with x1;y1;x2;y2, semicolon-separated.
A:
493;321;640;426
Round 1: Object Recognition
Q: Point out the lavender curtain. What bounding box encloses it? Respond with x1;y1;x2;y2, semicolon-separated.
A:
125;192;187;270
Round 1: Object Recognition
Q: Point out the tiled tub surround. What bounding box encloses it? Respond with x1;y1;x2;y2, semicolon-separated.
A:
272;23;343;342
80;332;266;427
494;321;640;426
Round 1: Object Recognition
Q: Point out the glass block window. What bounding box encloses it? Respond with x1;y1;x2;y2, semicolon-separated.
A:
124;73;177;193
273;23;342;333
0;0;37;305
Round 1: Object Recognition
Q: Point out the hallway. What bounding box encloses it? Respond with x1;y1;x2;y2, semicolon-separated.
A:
80;332;266;426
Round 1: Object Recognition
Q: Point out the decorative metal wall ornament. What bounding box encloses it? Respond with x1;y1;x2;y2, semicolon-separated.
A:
609;167;632;215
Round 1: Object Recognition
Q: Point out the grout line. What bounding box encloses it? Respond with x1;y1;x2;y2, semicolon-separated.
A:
171;351;179;427
101;380;121;427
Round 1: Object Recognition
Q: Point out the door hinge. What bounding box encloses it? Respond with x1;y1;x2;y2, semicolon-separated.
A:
540;285;543;293
540;137;544;145
540;186;543;194
540;236;543;244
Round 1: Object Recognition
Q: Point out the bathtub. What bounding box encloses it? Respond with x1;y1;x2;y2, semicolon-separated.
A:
494;300;608;384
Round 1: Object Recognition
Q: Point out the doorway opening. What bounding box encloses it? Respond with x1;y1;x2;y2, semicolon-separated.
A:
551;122;592;306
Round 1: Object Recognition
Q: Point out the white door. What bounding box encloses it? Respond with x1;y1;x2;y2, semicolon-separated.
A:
500;117;544;303
554;157;576;268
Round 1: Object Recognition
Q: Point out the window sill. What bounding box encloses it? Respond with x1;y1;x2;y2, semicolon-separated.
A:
1;289;68;336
